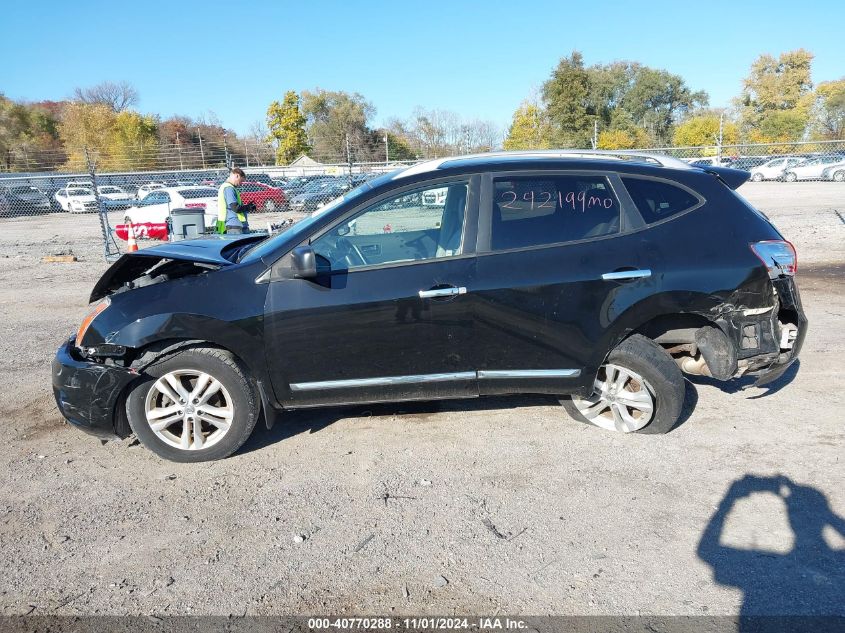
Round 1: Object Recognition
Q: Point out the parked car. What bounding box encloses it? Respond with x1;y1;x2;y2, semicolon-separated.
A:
288;180;351;213
238;181;287;211
56;187;99;213
782;155;845;181
53;151;806;462
136;183;167;199
749;157;805;181
688;157;733;167
820;160;845;182
282;175;334;198
728;157;768;172
0;185;52;216
123;186;219;228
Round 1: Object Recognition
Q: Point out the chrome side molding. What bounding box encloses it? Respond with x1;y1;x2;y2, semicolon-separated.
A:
290;372;476;391
477;369;581;379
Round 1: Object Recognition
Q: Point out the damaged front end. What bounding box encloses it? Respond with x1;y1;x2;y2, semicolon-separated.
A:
54;235;264;438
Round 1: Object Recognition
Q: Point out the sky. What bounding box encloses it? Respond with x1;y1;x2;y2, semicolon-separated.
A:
2;0;843;137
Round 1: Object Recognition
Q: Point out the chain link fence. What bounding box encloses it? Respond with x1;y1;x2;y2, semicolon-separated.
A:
1;140;843;261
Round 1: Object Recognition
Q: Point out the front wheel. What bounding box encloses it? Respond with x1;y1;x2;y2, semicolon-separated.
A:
834;171;845;182
126;347;260;462
263;199;277;212
784;172;797;182
562;334;684;434
751;173;764;182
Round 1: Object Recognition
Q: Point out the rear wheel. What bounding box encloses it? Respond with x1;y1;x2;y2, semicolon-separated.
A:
751;173;764;182
562;334;684;434
784;172;797;182
126;347;260;462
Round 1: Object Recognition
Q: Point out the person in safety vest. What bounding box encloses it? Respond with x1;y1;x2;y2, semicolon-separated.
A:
217;167;254;234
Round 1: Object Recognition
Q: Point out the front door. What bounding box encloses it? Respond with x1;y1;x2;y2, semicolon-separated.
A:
265;178;480;407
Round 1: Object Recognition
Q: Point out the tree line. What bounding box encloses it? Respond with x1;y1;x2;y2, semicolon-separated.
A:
1;49;842;173
503;49;844;151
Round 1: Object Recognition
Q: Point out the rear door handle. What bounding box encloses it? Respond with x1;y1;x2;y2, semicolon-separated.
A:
419;286;467;298
601;269;652;281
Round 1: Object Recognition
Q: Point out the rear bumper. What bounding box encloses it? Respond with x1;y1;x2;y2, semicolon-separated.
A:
52;337;138;440
734;276;807;386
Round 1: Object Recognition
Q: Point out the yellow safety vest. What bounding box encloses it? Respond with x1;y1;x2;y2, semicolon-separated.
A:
217;182;246;233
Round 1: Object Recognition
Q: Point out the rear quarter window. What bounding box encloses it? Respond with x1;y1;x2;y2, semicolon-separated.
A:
621;177;701;224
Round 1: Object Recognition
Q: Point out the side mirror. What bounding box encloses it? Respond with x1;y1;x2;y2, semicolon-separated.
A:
291;245;317;279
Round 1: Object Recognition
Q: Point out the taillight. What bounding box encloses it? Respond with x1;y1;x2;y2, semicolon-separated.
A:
750;240;797;279
185;203;206;208
76;298;110;346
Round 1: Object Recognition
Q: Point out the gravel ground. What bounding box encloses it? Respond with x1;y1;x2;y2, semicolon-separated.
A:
0;182;842;617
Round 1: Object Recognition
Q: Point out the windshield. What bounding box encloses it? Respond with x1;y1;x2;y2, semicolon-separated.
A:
68;188;93;196
11;186;39;194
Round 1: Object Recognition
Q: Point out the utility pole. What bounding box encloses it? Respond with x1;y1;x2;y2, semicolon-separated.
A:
592;121;598;150
384;134;389;165
717;112;724;165
223;132;230;168
197;131;206;169
245;142;250;168
345;133;353;180
176;132;184;170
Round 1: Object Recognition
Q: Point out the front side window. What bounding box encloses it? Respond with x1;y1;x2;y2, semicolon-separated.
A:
311;181;469;271
491;175;620;250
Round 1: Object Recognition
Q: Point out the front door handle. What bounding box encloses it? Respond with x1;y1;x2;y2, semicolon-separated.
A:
419;286;467;299
601;269;652;281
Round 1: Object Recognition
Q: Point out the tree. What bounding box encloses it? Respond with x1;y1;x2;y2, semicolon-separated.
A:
597;128;650;150
107;110;159;170
809;79;845;140
59;103;159;171
266;91;311;165
736;49;814;141
673;114;739;148
503;102;551;150
301;89;375;162
542;51;594;147
620;67;708;145
73;81;140;112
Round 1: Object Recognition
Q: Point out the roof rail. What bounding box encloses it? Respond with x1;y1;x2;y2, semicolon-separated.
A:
394;149;693;180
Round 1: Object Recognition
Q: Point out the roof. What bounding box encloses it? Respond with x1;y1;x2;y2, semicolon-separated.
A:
393;150;693;180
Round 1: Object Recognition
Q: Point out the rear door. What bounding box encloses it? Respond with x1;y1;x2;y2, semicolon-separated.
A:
473;170;657;396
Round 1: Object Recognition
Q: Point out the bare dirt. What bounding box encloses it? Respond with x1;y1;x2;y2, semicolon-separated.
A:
0;183;842;617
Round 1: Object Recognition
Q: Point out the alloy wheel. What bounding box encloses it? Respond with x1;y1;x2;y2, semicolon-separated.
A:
571;363;656;432
143;369;234;450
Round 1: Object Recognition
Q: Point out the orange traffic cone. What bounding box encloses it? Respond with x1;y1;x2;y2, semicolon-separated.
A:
126;219;139;253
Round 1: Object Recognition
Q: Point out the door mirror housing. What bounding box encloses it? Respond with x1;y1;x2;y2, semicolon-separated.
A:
290;246;317;279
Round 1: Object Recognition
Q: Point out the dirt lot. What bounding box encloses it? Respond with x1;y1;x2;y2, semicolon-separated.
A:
0;182;842;617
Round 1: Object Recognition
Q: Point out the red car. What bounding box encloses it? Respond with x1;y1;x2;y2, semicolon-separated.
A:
238;181;287;211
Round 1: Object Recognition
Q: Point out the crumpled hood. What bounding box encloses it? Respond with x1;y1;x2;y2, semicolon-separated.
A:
89;234;266;302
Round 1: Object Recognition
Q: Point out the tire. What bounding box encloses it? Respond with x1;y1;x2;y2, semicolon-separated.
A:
561;334;684;435
126;347;260;462
834;171;845;183
263;199;277;212
751;173;764;182
784;172;797;182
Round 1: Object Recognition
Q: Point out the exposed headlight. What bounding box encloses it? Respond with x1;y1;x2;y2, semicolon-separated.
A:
75;298;110;346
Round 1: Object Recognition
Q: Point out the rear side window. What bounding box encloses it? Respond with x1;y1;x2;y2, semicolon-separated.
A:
491;175;620;250
621;177;700;224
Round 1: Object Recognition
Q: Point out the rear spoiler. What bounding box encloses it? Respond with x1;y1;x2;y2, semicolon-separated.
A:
698;165;751;190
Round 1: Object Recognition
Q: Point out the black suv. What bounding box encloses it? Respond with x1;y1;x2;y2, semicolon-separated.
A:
53;151;806;462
